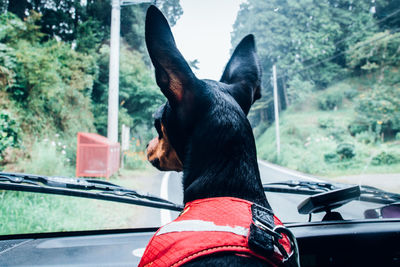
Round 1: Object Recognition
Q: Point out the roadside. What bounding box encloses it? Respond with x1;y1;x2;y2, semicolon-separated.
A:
108;168;164;228
332;173;400;193
259;160;400;193
0;168;164;236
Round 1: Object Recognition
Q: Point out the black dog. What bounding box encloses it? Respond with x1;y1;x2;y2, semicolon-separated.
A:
143;5;281;267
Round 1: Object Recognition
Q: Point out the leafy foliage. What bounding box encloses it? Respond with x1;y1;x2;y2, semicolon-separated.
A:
7;39;96;138
355;131;377;144
0;2;176;171
336;143;356;159
234;0;400;176
348;121;369;136
286;75;314;105
317;92;343;111
91;43;164;139
0;12;95;167
256;75;400;176
355;84;400;136
347;31;400;72
21;139;74;176
3;0;182;55
324;153;340;163
318;118;334;129
231;0;390;125
0;43;16;89
371;151;400;165
0;111;20;161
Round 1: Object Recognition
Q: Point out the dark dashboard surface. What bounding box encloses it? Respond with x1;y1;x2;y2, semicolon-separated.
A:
1;220;399;267
0;229;154;266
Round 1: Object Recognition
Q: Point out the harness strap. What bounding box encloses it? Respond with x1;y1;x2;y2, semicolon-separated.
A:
138;197;298;267
156;219;249;237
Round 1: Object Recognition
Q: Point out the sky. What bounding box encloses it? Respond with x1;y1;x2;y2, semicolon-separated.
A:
171;0;244;80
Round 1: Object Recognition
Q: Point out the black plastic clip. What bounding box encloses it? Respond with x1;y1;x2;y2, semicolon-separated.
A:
274;225;300;267
250;204;300;267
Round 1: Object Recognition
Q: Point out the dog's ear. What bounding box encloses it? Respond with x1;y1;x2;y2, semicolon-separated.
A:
220;34;262;115
145;5;197;107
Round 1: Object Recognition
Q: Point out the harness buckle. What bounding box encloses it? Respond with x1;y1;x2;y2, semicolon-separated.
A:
249;204;300;266
273;225;301;267
253;219;283;240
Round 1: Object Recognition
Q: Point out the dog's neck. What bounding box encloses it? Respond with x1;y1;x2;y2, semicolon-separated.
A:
181;118;270;208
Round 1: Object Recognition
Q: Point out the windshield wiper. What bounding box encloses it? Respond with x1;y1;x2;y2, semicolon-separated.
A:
263;180;340;195
0;172;183;211
263;180;400;204
357;185;400;204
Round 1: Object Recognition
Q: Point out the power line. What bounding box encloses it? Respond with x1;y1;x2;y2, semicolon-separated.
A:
333;7;400;47
299;7;400;65
277;27;400;80
291;7;400;66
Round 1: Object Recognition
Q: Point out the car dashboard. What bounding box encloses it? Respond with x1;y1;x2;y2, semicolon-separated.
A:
1;219;399;267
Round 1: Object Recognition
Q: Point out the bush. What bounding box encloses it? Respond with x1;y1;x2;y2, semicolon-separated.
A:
318;118;334;129
20;140;74;176
287;75;314;104
0;12;96;143
347;31;400;71
124;151;149;170
348;122;369;136
355;131;376;144
324;153;340;163
344;88;359;100
354;84;400;135
328;126;347;141
396;132;400;141
0;111;20;161
318;92;343;111
336;143;355;159
371;152;400;166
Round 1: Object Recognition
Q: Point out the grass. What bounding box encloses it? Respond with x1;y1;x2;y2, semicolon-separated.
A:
0;169;157;236
1;139;159;236
256;78;400;177
123;150;153;171
7;139;75;176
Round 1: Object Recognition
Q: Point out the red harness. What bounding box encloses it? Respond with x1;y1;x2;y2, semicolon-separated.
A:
139;197;291;267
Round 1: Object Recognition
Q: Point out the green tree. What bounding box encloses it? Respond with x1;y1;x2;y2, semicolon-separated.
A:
355;84;400;138
347;31;400;72
3;0;182;55
0;112;20;162
91;43;164;139
375;0;400;30
231;0;379;124
0;12;96;138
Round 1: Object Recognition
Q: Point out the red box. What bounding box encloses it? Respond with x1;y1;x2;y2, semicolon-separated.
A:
76;132;120;178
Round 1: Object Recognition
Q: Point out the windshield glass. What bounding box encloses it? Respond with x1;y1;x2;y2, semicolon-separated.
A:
0;0;399;235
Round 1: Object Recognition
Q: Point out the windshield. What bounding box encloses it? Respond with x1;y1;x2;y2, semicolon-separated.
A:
0;0;399;236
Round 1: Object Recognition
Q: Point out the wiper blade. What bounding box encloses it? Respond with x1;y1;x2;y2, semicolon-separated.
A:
263;180;341;195
263;180;400;204
358;185;400;204
0;172;183;211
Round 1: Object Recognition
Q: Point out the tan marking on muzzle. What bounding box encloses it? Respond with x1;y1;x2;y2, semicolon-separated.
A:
147;123;183;172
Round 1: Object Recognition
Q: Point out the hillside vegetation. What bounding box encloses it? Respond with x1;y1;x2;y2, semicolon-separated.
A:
256;68;400;177
0;1;182;174
231;0;400;177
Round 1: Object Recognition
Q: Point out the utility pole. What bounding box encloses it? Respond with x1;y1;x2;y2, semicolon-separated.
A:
107;0;155;143
107;0;121;143
272;64;281;157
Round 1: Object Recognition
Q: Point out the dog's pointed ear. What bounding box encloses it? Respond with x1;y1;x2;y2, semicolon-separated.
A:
145;5;197;107
220;34;262;115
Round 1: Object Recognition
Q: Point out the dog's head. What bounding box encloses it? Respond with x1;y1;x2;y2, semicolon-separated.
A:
145;6;262;172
